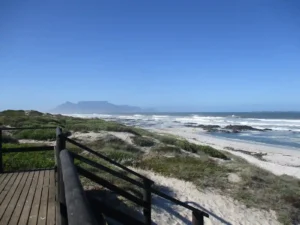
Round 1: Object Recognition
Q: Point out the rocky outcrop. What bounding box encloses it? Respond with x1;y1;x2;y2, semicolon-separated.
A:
224;125;261;131
185;124;273;133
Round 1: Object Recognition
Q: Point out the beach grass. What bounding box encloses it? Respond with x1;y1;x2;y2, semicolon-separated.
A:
131;136;155;147
2;143;55;171
2;109;300;224
135;154;300;225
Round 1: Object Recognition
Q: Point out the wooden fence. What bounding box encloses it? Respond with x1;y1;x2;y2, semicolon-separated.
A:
0;126;209;225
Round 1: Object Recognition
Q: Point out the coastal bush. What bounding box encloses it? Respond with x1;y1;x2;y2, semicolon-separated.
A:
135;156;230;187
135;154;300;225
2;143;55;171
88;135;141;153
233;166;300;225
2;134;19;144
152;145;181;154
13;129;56;140
155;135;229;160
132;136;155;147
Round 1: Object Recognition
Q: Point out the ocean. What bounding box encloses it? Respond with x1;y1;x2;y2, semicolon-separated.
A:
69;112;300;149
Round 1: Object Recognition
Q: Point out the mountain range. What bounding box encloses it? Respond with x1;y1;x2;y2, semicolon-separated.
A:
50;101;150;114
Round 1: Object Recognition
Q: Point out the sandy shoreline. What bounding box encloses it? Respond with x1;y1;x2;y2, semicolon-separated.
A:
150;127;300;179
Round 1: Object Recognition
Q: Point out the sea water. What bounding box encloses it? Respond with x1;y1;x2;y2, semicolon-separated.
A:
67;112;300;149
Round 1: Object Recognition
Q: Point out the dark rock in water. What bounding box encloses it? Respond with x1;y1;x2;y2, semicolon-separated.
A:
184;123;198;127
201;125;221;130
220;130;231;133
232;129;240;133
184;124;220;130
224;125;261;131
206;128;220;133
263;128;272;131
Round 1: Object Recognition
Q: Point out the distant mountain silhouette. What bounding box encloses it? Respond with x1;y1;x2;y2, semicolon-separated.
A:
51;101;145;113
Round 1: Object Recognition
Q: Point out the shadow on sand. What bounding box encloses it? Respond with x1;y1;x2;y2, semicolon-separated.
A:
85;183;232;225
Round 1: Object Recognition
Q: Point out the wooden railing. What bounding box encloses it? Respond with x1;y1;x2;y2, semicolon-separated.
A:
0;126;57;172
0;126;209;225
56;128;209;225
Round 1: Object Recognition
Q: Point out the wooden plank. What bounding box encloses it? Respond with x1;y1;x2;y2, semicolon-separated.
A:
0;172;29;224
0;173;8;183
8;172;35;225
37;170;50;225
28;170;45;225
0;173;23;220
0;173;13;193
18;171;39;225
47;170;56;225
0;173;19;205
55;170;60;225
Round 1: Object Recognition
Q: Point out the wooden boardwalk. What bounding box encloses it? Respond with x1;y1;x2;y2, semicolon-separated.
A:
0;170;56;225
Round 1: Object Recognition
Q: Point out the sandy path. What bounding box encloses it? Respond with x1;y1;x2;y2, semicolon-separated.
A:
132;168;280;225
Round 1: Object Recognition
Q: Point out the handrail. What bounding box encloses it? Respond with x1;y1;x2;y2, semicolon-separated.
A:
0;126;57;130
60;150;98;225
1;126;209;224
151;188;209;218
71;151;209;218
65;137;151;181
70;152;209;217
2;146;54;153
70;152;146;188
76;165;147;207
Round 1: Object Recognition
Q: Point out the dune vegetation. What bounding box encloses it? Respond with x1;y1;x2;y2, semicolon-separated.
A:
1;110;300;224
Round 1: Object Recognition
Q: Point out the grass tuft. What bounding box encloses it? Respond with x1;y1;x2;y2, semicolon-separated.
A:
132;136;155;147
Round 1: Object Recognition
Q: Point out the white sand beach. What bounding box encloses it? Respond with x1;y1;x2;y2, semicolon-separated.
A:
151;127;300;179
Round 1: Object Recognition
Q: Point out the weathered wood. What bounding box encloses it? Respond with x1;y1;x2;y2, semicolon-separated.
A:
47;170;56;225
151;188;209;218
0;173;23;219
76;165;146;207
192;210;204;225
0;172;29;224
28;170;45;225
0;130;3;172
2;146;54;153
0;173;13;194
71;152;146;188
37;170;50;225
143;178;152;225
88;197;144;225
18;171;40;225
8;172;34;225
66;137;150;180
56;127;67;225
0;127;57;131
60;150;97;225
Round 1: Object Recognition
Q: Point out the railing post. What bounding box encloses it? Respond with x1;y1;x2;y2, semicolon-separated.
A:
56;127;67;225
192;210;204;225
143;178;153;225
0;129;3;173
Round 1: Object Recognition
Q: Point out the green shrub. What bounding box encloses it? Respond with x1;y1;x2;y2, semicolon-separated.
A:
155;135;228;159
132;136;155;147
2;143;55;171
2;134;19;144
88;135;141;153
101;150;138;164
13;129;56;140
136;156;229;187
152;145;181;153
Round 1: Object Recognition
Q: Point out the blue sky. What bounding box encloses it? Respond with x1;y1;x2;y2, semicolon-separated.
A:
1;0;299;111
